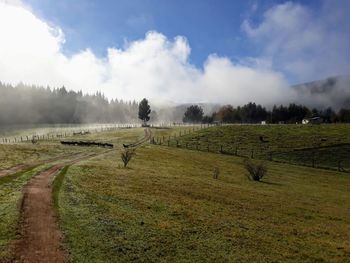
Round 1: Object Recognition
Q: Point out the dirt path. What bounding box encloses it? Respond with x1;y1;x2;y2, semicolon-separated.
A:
8;151;113;263
10;164;66;263
123;128;152;148
0;164;29;178
0;152;85;178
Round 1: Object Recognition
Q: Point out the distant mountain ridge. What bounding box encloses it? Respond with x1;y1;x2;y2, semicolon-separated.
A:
292;75;350;109
154;76;350;122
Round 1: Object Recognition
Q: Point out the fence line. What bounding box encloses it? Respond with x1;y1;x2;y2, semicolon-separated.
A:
0;122;214;145
0;123;141;144
150;125;349;173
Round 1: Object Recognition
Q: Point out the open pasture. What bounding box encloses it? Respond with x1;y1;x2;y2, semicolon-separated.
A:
0;125;349;262
162;124;350;171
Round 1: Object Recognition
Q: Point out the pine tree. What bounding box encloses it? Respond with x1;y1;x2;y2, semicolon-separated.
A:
183;105;204;123
138;98;151;126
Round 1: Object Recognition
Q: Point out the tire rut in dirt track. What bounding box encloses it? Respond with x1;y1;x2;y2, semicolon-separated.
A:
0;152;88;179
0;164;29;178
8;151;112;263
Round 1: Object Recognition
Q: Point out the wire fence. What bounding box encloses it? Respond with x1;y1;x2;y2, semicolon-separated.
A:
0;123;139;144
151;126;350;173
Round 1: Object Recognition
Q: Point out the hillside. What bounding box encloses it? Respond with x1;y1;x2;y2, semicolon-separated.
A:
292;75;350;109
0;126;349;262
160;124;350;171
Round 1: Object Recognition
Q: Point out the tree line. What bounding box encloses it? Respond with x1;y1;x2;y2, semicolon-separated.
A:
0;82;139;125
1;82;349;125
183;103;350;124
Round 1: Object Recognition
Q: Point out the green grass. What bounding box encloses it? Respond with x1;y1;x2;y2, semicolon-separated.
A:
0;143;83;170
0;165;50;260
0;127;149;260
274;144;350;170
1;126;350;262
52;165;70;213
56;139;350;262
163;124;350;171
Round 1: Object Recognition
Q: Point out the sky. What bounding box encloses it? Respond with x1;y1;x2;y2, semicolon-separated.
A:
0;0;350;105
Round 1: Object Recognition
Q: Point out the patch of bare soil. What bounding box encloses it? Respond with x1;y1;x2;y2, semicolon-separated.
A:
6;151;112;263
10;165;67;263
0;164;30;178
0;152;84;178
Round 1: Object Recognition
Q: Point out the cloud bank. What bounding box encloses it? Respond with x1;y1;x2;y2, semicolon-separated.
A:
0;0;291;106
0;0;349;108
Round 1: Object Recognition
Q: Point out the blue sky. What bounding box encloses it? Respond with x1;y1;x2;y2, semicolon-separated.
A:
0;0;349;105
25;0;320;69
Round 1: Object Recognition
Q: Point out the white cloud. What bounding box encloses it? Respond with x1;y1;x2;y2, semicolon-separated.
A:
200;55;290;105
242;1;350;83
0;0;294;106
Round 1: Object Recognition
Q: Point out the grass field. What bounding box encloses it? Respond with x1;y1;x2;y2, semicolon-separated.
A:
56;145;350;262
163;124;350;171
0;125;350;262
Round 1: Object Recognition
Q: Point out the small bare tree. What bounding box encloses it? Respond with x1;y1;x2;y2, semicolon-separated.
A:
243;159;267;181
121;149;135;167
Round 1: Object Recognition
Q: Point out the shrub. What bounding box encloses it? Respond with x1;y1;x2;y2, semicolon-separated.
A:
243;159;267;181
121;149;135;167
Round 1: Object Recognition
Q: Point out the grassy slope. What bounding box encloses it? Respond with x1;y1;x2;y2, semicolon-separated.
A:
1;126;349;261
56;131;350;262
165;124;350;171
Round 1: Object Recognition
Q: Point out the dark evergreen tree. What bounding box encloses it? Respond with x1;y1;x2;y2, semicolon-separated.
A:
138;98;151;126
183;105;204;123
